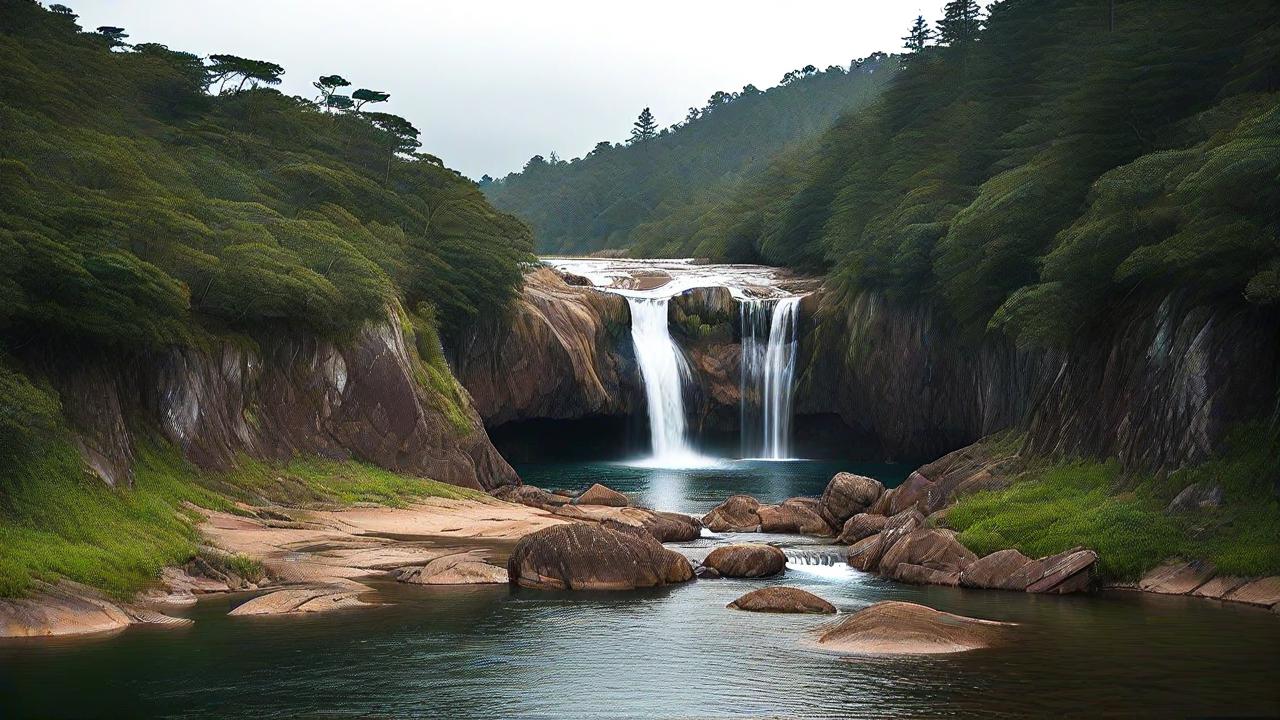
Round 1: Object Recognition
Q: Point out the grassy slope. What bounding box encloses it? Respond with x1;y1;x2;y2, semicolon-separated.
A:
945;425;1280;582
0;443;489;599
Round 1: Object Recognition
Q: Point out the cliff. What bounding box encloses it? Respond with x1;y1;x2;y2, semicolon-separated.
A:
48;309;516;491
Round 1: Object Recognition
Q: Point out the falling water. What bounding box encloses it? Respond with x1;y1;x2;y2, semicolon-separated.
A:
740;297;801;459
626;296;709;467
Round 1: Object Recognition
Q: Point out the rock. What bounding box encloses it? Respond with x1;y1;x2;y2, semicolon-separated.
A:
228;585;370;616
0;582;132;638
552;504;701;542
837;513;887;544
960;549;1039;591
694;565;721;579
1223;576;1280;608
1024;548;1097;594
878;529;977;582
815;601;1010;655
892;564;962;586
1166;482;1224;513
643;511;703;542
879;508;926;554
728;587;836;614
506;523;694;591
1191;575;1250;599
491;484;567;511
887;472;934;516
394;552;508;585
574;483;629;507
819;473;885;527
703;495;763;532
1137;559;1217;595
758;498;833;536
846;534;886;571
703;544;787;578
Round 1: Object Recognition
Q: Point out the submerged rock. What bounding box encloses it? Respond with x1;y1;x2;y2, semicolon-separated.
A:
728;587;836;614
819;473;885;527
815;601;1011;655
703;495;763;532
228;585;371;616
506;523;694;591
703;544;787;578
574;483;630;507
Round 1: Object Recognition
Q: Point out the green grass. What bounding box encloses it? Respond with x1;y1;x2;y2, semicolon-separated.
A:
945;425;1280;582
0;441;489;599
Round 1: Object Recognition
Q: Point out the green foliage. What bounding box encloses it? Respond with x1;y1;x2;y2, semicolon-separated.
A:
484;57;898;256
946;425;1280;582
648;0;1278;345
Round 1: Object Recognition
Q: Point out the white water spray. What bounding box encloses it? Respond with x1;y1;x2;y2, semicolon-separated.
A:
740;297;801;459
626;297;713;468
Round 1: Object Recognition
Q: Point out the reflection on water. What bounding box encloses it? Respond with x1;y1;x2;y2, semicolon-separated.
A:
2;460;1277;719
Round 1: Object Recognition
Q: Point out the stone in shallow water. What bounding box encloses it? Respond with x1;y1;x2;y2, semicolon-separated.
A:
757;498;833;536
815;601;1011;655
878;528;977;582
703;544;786;578
819;472;885;527
728;587;836;614
394;552;508;585
1138;560;1217;595
507;523;693;591
702;495;762;532
228;585;371;616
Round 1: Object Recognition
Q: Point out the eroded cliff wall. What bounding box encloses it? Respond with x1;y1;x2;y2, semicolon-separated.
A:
47;310;516;491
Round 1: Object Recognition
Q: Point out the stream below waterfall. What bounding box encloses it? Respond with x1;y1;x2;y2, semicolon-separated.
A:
3;459;1278;719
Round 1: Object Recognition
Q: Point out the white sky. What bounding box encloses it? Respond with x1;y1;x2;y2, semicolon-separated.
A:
70;1;946;179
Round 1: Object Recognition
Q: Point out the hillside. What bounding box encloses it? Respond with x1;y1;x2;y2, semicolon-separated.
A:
482;56;898;258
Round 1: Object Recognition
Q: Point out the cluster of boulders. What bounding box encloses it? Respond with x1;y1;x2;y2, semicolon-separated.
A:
493;482;703;542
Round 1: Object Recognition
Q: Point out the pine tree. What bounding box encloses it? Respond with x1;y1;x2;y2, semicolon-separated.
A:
937;0;983;46
630;107;658;144
902;15;934;53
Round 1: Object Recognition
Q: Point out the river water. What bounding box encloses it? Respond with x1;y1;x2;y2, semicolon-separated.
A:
3;460;1277;719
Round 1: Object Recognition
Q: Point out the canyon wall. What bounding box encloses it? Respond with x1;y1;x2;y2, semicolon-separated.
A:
49;309;516;491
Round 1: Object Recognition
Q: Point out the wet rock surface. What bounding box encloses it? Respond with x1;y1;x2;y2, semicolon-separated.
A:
815;601;1011;655
703;544;787;578
728;587;836;614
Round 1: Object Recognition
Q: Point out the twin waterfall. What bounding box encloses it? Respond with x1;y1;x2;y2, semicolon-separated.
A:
625;294;801;467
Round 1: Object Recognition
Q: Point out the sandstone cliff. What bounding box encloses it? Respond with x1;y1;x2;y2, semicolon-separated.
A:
49;309;516;491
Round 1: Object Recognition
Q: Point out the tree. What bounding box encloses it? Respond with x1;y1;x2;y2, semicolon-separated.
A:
523;155;547;171
352;88;389;112
48;4;76;18
589;140;614;156
325;94;354;111
206;54;284;93
313;74;350;108
630;107;658;144
684;107;701;124
706;90;733;110
937;0;983;46
478;174;494;186
364;111;421;182
96;26;129;48
903;15;934;53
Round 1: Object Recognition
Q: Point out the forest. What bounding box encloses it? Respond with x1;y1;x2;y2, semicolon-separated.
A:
0;1;534;460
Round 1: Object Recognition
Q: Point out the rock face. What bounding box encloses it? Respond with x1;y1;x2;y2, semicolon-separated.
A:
728;587;836;614
758;498;833;536
49;307;516;491
819;473;884;527
574;483;630;507
797;289;1279;473
815;601;1011;655
506;523;694;591
703;544;787;578
453;267;636;427
703;495;763;532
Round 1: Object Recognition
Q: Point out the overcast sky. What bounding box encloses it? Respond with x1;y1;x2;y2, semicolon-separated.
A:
71;1;947;179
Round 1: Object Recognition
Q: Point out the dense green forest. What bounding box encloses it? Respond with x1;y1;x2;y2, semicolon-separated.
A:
681;0;1279;345
482;56;899;258
0;0;534;457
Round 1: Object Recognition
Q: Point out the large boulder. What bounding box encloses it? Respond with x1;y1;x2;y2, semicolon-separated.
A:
643;511;704;542
552;504;701;542
837;513;888;544
815;601;1011;655
507;523;694;591
728;587;836;614
703;544;787;578
878;529;978;585
886;472;934;516
846;534;886;571
819;473;885;527
758;498;833;536
574;483;630;507
846;509;925;573
960;549;1040;591
879;508;925;554
703;495;763;532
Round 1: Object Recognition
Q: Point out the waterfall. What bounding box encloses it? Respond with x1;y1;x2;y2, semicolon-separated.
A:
739;296;801;459
626;296;707;467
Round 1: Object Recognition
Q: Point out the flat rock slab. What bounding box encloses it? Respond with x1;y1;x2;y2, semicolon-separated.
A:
1224;576;1280;608
728;587;836;614
815;601;1011;655
1138;560;1217;595
228;584;372;616
394;551;508;585
703;544;787;578
0;584;132;638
